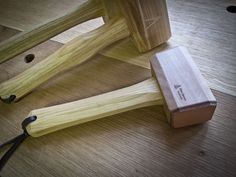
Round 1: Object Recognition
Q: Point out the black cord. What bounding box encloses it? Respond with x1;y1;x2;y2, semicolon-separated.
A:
0;133;28;172
0;116;37;174
0;95;16;104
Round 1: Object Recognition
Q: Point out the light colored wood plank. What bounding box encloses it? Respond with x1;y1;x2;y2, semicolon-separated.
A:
0;0;103;63
0;25;19;42
25;46;218;136
0;41;235;176
0;0;87;31
1;0;234;97
0;18;130;101
101;0;236;96
0;1;236;176
0;0;172;102
0;0;172;65
0;40;63;83
51;18;104;43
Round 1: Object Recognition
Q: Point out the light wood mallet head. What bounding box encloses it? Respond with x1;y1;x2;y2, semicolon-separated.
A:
102;0;171;52
151;46;217;128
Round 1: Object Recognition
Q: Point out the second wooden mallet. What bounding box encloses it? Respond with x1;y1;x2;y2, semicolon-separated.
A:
0;0;171;103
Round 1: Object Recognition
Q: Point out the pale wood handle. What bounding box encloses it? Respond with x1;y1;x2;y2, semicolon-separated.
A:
26;78;163;137
0;18;130;101
0;0;103;64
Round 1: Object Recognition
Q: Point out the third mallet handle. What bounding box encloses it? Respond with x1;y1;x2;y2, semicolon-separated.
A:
0;18;130;101
0;0;103;64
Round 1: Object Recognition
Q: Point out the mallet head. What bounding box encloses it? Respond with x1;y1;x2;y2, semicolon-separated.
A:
151;47;217;128
102;0;171;52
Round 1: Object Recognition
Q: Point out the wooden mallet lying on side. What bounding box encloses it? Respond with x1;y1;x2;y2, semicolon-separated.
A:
0;0;171;103
0;47;217;172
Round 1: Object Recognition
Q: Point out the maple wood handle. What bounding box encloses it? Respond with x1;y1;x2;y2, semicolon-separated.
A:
26;78;163;137
0;18;130;102
0;0;103;64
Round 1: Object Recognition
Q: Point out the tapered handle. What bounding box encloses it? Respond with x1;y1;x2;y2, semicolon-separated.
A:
0;18;130;102
0;0;103;64
26;78;163;137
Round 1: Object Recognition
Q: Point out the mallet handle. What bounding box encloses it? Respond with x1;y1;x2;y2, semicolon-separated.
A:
0;0;103;64
26;78;163;137
0;18;130;101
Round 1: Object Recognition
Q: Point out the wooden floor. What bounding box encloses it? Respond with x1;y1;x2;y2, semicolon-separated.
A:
0;0;236;176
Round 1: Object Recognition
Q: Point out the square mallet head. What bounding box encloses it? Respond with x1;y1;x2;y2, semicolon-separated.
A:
102;0;171;52
151;46;217;128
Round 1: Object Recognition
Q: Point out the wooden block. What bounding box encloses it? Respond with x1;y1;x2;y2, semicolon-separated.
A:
151;46;217;128
117;0;171;52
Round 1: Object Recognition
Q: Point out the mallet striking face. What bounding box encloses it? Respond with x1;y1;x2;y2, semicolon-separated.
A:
0;0;171;102
0;47;217;172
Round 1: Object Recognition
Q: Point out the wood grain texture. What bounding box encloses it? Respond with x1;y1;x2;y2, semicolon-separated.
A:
10;0;232;96
0;26;19;42
0;0;103;64
0;18;130;101
0;0;87;31
25;46;219;136
0;0;172;102
27;78;162;137
101;0;236;97
151;47;216;128
152;47;216;110
0;0;236;176
102;0;171;52
0;40;235;176
0;0;171;56
118;0;171;52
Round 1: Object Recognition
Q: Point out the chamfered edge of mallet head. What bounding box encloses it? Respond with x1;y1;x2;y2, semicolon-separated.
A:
102;0;171;52
150;46;217;128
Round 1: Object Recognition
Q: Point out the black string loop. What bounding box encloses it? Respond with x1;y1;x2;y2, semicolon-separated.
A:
0;116;37;173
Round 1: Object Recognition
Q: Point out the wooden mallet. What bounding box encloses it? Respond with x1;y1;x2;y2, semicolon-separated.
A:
0;47;217;172
0;0;171;103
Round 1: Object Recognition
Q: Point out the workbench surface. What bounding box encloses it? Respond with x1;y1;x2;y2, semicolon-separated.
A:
0;0;236;176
